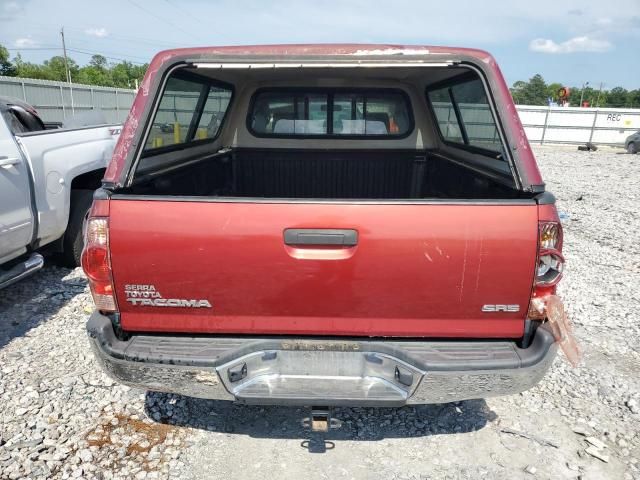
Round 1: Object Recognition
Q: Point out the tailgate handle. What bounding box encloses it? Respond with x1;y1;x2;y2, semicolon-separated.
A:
284;229;358;247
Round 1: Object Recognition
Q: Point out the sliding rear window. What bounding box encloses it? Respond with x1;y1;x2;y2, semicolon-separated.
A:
143;73;232;154
249;89;413;137
427;78;504;156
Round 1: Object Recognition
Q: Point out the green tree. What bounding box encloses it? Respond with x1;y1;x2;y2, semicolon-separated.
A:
510;80;527;104
10;51;147;87
0;44;17;76
546;83;563;103
524;74;549;105
511;77;639;107
510;75;549;106
89;54;108;70
568;86;596;107
13;53;48;79
77;55;113;87
110;61;147;88
605;87;629;107
42;56;79;82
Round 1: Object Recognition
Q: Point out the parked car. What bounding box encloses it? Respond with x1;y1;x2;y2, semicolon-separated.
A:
0;96;121;289
84;45;566;416
625;130;639;154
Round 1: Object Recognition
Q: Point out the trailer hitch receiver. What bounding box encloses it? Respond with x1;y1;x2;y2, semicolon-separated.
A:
302;407;342;432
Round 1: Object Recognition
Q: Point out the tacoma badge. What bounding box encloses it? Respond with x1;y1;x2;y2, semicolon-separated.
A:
124;284;212;308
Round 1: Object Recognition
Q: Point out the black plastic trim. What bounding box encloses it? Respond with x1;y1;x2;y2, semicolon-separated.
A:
109;193;537;206
284;228;358;246
93;187;112;201
448;87;470;145
185;83;210;142
534;191;556;205
425;70;478;91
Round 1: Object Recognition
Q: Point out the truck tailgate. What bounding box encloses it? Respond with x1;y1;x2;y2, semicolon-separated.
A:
109;199;538;338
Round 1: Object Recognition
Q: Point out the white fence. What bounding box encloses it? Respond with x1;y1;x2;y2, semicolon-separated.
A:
517;105;640;146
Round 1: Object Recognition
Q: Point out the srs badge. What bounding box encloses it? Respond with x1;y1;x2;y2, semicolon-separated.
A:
124;284;212;308
482;304;520;312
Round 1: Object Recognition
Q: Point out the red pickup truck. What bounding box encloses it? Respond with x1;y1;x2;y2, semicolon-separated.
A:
83;44;566;410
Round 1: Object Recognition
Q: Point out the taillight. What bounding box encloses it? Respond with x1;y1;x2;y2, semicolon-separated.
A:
535;222;564;287
81;201;117;312
529;220;565;319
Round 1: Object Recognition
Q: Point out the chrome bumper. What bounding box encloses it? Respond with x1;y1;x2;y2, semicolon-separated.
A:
88;313;557;406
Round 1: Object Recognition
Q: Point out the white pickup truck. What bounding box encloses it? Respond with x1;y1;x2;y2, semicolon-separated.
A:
0;97;121;288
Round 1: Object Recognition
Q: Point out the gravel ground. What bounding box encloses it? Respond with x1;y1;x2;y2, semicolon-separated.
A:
1;146;639;480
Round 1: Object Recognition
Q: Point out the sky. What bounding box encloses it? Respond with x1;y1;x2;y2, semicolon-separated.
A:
1;0;639;89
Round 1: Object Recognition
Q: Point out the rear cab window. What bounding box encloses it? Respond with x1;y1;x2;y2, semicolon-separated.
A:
249;89;413;137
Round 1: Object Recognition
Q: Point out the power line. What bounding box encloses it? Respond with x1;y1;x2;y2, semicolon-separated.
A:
66;46;150;62
4;45;148;65
161;0;210;29
18;20;192;49
59;25;182;49
67;48;148;65
124;0;205;42
4;47;60;51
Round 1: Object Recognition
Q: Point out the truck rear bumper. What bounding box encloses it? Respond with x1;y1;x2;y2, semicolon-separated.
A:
87;312;557;406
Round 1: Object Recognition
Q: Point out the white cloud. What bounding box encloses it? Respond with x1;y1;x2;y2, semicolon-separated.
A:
594;17;613;27
14;37;37;48
529;36;612;54
0;1;24;20
2;1;19;11
85;27;108;38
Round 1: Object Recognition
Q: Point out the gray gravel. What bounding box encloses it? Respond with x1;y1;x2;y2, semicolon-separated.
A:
0;146;639;480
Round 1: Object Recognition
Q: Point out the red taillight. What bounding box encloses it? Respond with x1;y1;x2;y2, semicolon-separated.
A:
529;220;565;318
81;201;117;312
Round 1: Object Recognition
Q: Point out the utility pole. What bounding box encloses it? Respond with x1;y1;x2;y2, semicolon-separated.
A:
60;27;75;114
595;82;604;108
579;81;589;107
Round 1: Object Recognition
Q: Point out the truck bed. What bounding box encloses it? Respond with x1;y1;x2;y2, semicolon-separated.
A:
131;148;521;200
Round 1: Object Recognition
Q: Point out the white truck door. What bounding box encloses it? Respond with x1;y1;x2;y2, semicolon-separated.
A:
0;112;34;263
